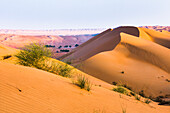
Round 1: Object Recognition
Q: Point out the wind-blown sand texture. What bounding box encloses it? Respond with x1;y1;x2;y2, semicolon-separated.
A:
62;26;170;98
0;61;170;113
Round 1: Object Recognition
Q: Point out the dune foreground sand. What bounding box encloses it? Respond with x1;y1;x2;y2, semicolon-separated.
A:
61;26;170;98
0;61;170;113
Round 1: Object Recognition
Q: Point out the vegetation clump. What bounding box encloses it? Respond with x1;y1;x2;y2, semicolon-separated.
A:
76;75;92;91
112;86;128;95
135;94;141;101
112;81;117;85
15;43;51;67
15;43;73;78
57;63;73;77
145;98;151;104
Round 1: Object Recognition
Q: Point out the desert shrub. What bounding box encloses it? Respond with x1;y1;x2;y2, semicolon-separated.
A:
121;107;126;113
15;43;51;67
130;91;135;96
135;94;141;101
158;100;170;105
112;81;117;85
40;60;73;78
113;86;128;95
120;84;132;91
145;98;151;104
3;55;12;60
57;63;73;77
139;90;145;97
86;80;92;91
152;96;170;105
15;43;74;78
76;75;92;91
77;76;86;89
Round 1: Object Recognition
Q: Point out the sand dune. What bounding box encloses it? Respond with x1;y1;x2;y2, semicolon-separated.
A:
1;27;170;112
60;26;140;62
141;28;170;48
62;26;170;98
0;44;18;60
1;61;170;113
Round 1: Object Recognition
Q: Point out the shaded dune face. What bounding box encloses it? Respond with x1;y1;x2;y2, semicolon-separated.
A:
62;26;170;97
61;26;140;62
141;28;170;49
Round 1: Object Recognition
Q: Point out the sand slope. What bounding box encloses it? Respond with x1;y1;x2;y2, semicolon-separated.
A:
1;62;170;113
0;43;18;60
62;27;170;98
141;28;170;48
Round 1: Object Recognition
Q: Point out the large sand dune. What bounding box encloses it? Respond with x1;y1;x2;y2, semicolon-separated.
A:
1;61;170;113
62;26;170;98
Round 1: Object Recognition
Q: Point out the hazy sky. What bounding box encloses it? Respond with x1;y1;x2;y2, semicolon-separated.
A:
0;0;169;29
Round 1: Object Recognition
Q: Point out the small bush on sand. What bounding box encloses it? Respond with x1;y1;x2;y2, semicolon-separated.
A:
145;98;151;104
40;60;73;78
121;107;126;113
135;94;141;101
130;91;135;96
57;63;73;77
76;75;92;91
112;86;128;95
15;43;51;68
15;43;73;78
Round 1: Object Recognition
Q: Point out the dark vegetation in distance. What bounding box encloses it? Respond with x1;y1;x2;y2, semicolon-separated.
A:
45;45;55;48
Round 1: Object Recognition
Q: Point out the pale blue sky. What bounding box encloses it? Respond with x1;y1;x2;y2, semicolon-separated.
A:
0;0;169;30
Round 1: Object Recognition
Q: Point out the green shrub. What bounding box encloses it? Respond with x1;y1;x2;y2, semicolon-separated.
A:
135;94;141;101
57;63;73;77
112;86;128;95
15;43;74;78
139;90;145;97
130;91;135;96
15;43;51;67
40;60;73;78
77;76;86;89
76;75;92;91
145;99;151;104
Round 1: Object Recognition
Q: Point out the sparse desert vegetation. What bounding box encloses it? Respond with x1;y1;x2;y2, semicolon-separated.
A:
75;75;92;91
112;86;128;95
145;98;151;104
15;43;51;67
15;43;73;78
135;94;141;101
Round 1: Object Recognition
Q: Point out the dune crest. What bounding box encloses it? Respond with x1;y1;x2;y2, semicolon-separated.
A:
62;26;170;97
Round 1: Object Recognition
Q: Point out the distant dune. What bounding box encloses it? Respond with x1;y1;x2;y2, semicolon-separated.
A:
62;26;170;98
